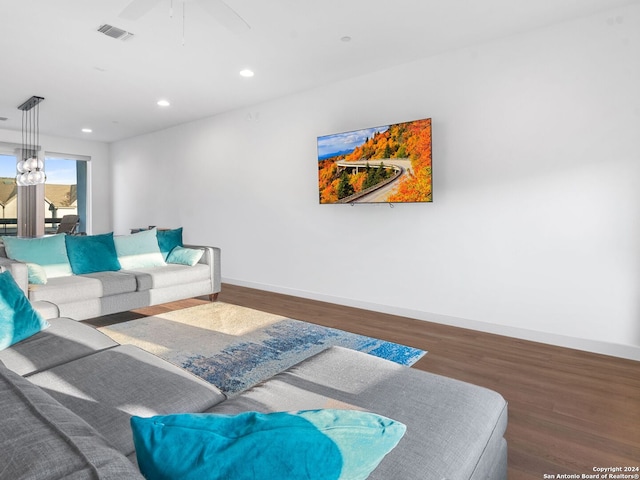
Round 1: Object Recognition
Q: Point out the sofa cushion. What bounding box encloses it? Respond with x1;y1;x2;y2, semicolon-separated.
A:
114;228;166;270
131;409;406;480
28;271;138;304
128;263;211;292
66;232;121;274
156;227;183;260
0;317;118;376
28;344;227;455
83;271;140;295
0;270;50;351
0;360;144;480
208;346;508;480
1;233;72;278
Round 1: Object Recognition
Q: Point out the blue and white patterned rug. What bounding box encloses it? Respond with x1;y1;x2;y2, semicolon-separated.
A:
99;302;426;395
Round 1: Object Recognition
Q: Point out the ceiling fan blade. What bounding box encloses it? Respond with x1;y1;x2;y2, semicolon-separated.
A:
119;0;163;20
199;0;250;34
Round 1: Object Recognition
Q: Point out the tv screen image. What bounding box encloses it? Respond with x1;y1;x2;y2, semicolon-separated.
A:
317;118;432;204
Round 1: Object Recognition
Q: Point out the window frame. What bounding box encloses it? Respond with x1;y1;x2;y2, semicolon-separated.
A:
45;151;92;235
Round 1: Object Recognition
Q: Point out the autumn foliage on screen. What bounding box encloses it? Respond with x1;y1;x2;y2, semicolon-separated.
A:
317;118;432;204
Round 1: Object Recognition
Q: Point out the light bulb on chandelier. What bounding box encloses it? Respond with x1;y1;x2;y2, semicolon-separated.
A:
16;96;46;186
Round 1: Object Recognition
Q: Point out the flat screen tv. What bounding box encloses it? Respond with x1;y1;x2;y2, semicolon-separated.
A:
317;117;432;204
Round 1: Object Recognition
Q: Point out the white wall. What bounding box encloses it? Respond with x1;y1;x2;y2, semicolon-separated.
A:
111;4;640;359
0;128;112;234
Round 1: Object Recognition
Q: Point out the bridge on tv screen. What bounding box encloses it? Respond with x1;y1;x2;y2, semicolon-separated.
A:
335;158;413;203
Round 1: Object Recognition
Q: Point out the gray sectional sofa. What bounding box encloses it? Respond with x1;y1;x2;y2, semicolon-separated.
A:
0;230;221;321
0;264;508;479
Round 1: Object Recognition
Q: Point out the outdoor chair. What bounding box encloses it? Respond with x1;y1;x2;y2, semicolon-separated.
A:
56;215;79;234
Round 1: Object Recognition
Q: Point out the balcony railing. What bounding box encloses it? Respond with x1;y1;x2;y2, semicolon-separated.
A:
0;218;67;236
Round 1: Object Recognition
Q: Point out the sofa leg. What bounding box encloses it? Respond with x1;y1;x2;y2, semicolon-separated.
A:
209;293;219;302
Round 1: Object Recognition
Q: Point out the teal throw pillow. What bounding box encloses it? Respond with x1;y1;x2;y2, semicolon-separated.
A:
0;271;50;351
131;409;406;480
65;233;121;275
166;246;203;266
2;234;72;278
25;263;47;285
114;228;166;270
156;227;183;260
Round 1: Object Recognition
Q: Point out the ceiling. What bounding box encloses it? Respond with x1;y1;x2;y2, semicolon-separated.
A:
0;0;637;143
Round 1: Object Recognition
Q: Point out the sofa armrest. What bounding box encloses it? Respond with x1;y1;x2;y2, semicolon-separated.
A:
184;245;221;294
0;257;29;296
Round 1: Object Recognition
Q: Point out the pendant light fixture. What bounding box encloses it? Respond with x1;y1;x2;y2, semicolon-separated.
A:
16;96;46;186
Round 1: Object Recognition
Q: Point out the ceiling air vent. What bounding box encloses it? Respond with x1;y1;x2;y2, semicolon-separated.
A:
97;24;134;41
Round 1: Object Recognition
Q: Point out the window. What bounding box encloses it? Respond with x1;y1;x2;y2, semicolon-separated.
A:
44;154;89;234
0;148;90;236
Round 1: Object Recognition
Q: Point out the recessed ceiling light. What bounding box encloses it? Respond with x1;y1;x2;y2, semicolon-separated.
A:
81;128;93;133
239;69;254;78
341;36;352;42
157;99;170;107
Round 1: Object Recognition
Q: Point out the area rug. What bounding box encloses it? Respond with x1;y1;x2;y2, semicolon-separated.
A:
98;302;426;395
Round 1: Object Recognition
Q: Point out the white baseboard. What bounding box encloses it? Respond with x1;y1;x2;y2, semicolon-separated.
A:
223;277;640;362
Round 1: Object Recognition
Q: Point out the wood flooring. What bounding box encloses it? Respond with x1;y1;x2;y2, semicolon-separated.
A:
97;283;640;480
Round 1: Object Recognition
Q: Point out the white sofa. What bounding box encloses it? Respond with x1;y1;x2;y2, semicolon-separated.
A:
0;231;221;321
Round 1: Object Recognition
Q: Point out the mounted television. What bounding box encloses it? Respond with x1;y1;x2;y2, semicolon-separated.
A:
317;117;432;204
